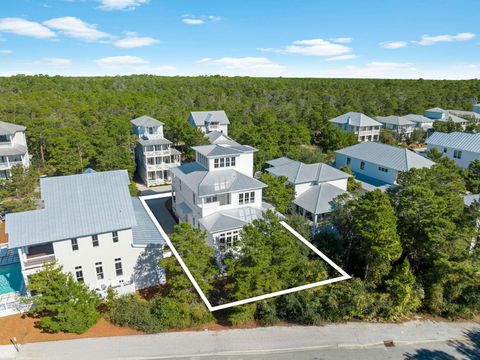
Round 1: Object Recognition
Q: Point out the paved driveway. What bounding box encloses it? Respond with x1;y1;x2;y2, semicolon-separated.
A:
145;196;177;235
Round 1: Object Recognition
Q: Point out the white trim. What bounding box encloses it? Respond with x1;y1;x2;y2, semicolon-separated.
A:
139;192;350;312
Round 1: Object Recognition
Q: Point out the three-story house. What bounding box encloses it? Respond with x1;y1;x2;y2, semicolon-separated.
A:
0;121;30;180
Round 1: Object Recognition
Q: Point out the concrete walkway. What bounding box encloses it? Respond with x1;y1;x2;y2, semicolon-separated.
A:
4;320;479;360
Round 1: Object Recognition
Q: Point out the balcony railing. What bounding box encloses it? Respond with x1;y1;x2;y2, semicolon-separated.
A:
23;254;56;269
0;160;23;170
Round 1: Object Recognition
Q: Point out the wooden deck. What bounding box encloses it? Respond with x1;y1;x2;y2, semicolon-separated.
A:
0;222;7;245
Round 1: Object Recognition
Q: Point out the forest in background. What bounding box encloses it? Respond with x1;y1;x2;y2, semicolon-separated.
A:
0;75;479;177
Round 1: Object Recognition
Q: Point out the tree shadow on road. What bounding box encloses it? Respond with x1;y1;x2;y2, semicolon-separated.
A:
403;328;480;360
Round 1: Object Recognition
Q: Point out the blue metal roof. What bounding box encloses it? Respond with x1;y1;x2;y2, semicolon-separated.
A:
6;170;137;248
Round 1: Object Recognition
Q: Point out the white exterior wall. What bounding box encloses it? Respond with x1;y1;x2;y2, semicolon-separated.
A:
133;125;164;139
335;123;381;142
0;130;30;179
172;176;202;224
335;153;399;184
200;188;263;218
427;144;479;169
52;229;143;291
206;153;253;177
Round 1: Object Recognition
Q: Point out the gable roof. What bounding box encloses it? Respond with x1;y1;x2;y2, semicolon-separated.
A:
6;170;137;248
424;108;469;124
192;143;257;158
206;131;239;145
189;111;230;126
266;157;350;185
375;115;415;126
403;114;434;123
170;162;266;197
335;142;435;172
0;121;26;136
426;132;480;153
293;183;348;215
329;112;382;127
131;115;164;128
266;157;296;168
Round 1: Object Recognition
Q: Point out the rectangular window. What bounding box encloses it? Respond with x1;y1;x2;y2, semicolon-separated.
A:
443;148;448;153
92;235;99;247
220;157;225;168
112;231;119;243
360;161;365;170
453;150;462;159
75;266;84;282
95;262;104;280
231;157;236;166
239;193;244;205
346;157;351;165
193;194;196;204
225;157;230;167
148;127;154;135
250;191;255;204
71;238;79;251
115;258;123;277
205;195;218;203
214;158;219;168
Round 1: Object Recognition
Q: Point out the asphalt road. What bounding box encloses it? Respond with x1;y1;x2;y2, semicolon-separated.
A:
6;320;479;360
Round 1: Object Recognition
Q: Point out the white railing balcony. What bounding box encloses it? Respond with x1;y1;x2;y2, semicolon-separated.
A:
23;254;56;269
146;163;168;171
144;150;168;156
0;160;22;170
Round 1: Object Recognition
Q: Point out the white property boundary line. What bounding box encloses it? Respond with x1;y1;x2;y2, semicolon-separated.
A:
139;192;351;312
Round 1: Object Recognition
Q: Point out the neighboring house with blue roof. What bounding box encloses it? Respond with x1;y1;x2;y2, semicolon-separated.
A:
171;141;271;251
131;115;181;187
266;157;350;229
0;121;30;180
335;142;435;187
5;170;166;296
329;112;382;142
424;108;469;129
188;110;230;135
427;132;480;169
474;104;480;114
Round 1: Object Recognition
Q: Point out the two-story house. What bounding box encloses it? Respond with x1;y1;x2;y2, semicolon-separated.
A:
131;115;181;187
170;142;272;251
0;121;30;180
426;132;480;169
335;142;435;187
375;116;415;141
187;111;230;135
329;112;382;142
403;114;435;130
265;157;350;230
5;170;166;296
424;108;469;129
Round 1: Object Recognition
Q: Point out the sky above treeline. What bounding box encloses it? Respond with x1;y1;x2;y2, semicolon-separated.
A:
0;0;478;79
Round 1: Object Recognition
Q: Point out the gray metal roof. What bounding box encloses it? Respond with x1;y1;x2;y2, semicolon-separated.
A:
335;142;435;172
188;111;230;126
426;107;445;113
206;131;239;146
266;158;350;185
329;112;382;127
403;114;434;124
293;183;348;215
448;109;480;120
170;162;266;197
266;157;296;167
439;113;469;124
170;148;181;155
0;121;25;136
138;138;172;146
131;115;164;128
6;170;137;248
131;197;165;247
0;144;28;156
199;205;268;233
426;132;480;153
192;143;257;158
464;194;480;207
375;115;415;126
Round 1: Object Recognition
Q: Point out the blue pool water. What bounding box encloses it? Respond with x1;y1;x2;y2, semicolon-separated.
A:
0;263;23;295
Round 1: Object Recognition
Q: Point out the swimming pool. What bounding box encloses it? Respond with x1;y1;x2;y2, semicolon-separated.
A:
0;263;23;295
